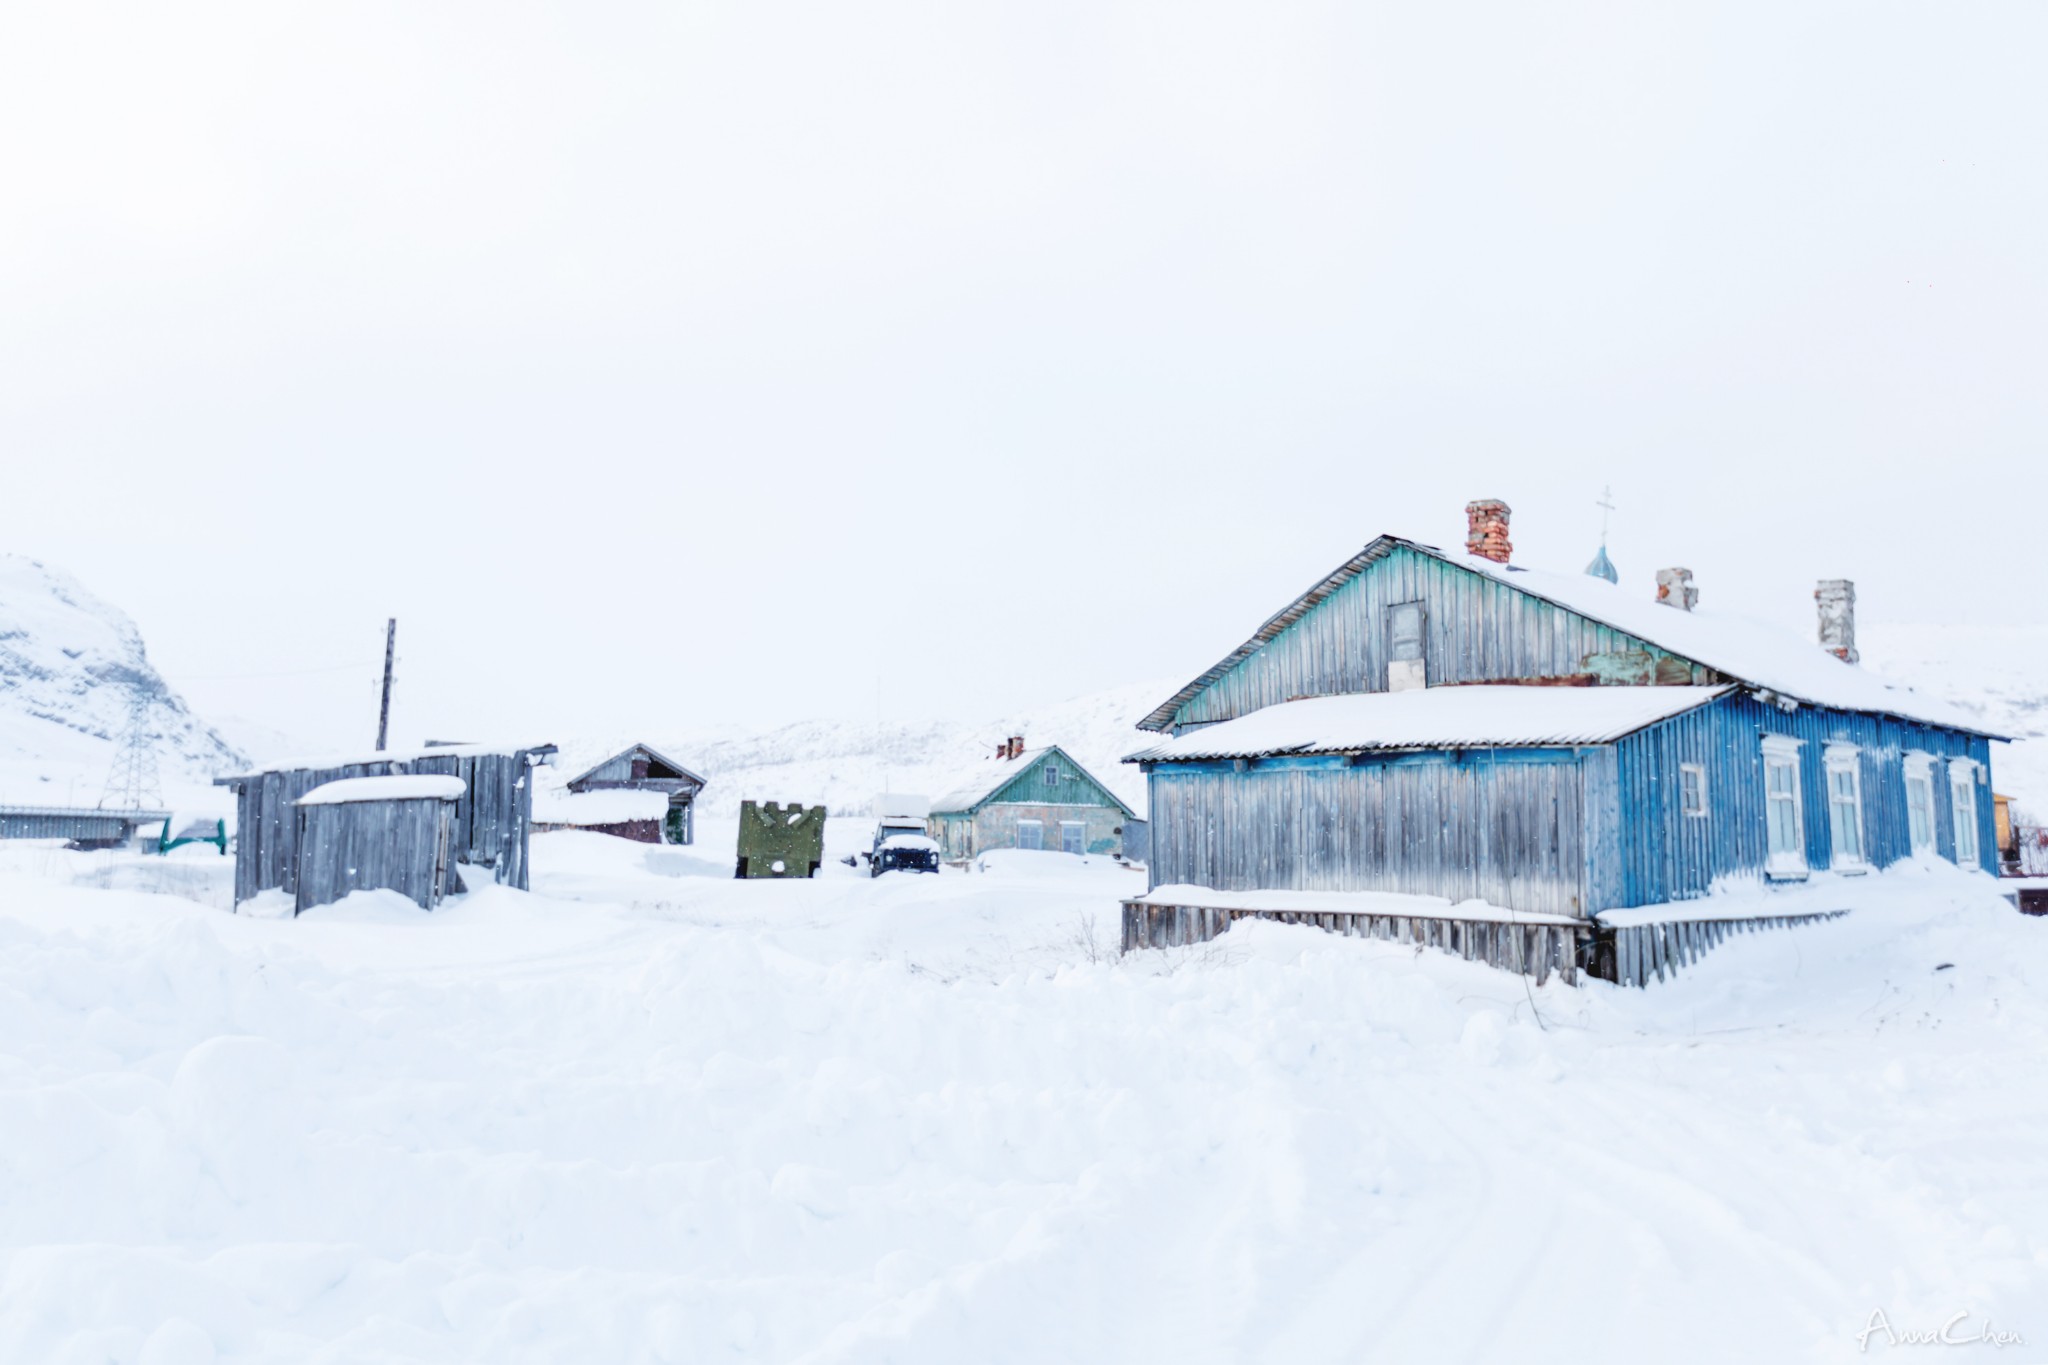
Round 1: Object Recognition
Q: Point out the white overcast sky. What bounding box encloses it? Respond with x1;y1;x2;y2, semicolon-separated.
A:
2;0;2043;752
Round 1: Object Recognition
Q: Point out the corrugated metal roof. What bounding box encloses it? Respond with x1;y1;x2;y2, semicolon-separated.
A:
1126;685;1733;763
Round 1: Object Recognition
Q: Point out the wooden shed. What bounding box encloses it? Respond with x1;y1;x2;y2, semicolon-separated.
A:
217;740;556;908
561;743;706;844
293;774;464;914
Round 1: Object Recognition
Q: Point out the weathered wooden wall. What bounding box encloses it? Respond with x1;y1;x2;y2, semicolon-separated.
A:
294;798;455;913
1122;898;1587;984
1607;693;1997;905
1604;909;1849;987
1173;544;1709;731
223;747;547;905
1146;749;1591;917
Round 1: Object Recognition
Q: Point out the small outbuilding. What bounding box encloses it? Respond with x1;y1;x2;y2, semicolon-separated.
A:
293;774;465;914
929;737;1142;861
562;743;706;844
217;740;556;908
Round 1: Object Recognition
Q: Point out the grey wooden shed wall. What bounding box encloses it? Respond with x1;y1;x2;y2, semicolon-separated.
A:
1146;750;1593;918
220;746;551;905
294;797;456;913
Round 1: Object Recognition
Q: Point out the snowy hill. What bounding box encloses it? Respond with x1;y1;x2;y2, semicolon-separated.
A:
0;557;246;807
543;680;1172;820
536;624;2048;829
1862;623;2048;816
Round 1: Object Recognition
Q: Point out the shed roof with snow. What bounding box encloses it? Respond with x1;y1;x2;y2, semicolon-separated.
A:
296;775;467;806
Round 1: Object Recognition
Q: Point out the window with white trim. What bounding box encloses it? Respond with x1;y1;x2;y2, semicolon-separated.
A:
1824;744;1866;870
1059;820;1085;855
1679;764;1707;818
1017;819;1044;851
1950;760;1980;866
1762;735;1806;876
1903;752;1936;855
1044;762;1059;787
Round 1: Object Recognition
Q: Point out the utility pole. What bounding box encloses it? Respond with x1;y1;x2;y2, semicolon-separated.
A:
376;618;396;752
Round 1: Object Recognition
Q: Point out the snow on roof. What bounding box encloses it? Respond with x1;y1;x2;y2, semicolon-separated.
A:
295;775;467;806
221;740;558;783
931;747;1052;815
532;787;671;824
562;743;706;790
1454;554;1989;733
1126;685;1734;763
1139;535;1994;735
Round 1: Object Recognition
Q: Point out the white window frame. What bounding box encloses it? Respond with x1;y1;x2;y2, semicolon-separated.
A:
1823;743;1868;873
1059;820;1086;855
1016;818;1044;851
1679;763;1708;818
1043;762;1060;786
1762;734;1807;878
1903;752;1937;856
1950;759;1981;867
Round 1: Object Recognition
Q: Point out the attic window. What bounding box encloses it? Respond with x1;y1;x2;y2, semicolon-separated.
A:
1044;763;1059;786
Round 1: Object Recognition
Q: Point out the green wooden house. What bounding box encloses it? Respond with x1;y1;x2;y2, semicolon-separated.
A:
929;737;1141;861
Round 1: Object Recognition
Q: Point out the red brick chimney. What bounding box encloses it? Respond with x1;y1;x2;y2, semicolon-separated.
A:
1465;499;1512;564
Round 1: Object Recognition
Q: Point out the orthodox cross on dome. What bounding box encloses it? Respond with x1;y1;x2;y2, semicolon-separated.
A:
1585;485;1619;584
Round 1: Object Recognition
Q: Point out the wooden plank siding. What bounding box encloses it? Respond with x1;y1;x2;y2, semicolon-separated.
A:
1607;692;1998;905
294;798;456;914
1122;898;1588;984
222;747;549;906
1146;749;1592;917
1173;544;1712;731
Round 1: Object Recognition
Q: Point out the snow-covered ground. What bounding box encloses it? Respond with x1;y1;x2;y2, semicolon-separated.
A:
3;829;2043;1363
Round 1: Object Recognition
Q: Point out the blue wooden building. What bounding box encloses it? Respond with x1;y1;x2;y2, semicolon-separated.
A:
1123;502;2001;983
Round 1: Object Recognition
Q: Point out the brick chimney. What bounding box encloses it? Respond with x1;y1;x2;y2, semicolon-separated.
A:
1465;499;1512;564
1655;567;1697;611
1816;579;1858;663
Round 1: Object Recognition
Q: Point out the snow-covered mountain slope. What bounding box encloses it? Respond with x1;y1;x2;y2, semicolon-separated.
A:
543;680;1173;821
1862;623;2048;815
0;556;245;806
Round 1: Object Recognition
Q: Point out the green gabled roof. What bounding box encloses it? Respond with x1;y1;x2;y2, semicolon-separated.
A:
930;744;1138;819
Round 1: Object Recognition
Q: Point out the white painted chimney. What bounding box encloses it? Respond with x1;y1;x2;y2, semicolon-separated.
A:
1816;579;1858;663
1655;567;1697;612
